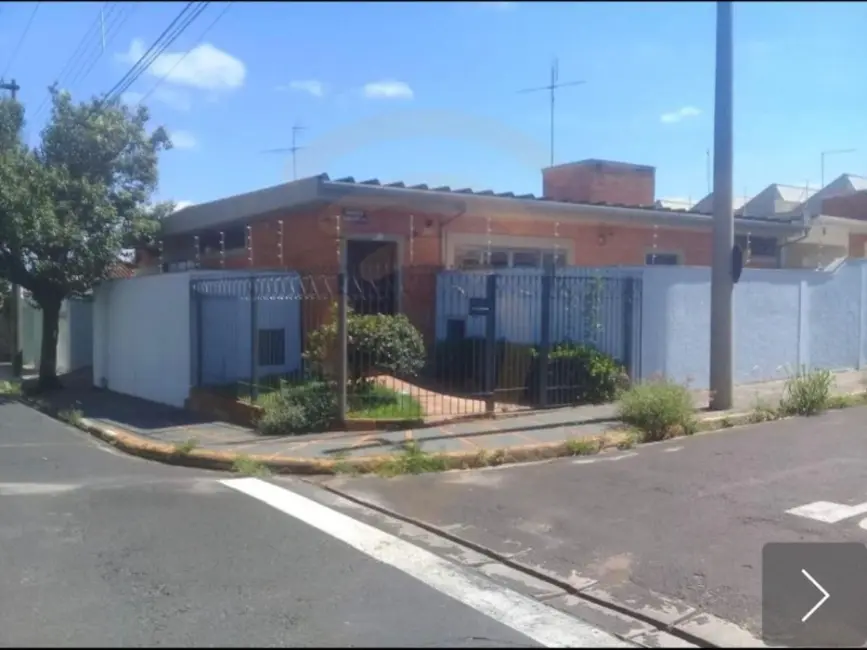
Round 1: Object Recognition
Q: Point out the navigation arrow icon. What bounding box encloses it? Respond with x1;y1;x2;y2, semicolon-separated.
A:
800;569;829;623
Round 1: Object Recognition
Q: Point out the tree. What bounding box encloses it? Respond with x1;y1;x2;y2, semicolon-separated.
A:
0;88;171;390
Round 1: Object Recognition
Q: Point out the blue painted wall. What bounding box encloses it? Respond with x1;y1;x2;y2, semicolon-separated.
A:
194;273;303;387
639;261;867;389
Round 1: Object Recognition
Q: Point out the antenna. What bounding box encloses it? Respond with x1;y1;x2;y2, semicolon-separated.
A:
261;123;308;180
518;57;585;167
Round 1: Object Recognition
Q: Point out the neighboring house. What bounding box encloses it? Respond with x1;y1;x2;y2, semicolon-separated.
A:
134;158;867;338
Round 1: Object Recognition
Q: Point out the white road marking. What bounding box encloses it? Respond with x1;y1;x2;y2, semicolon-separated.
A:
573;452;638;466
221;477;632;648
785;500;867;524
0;482;80;496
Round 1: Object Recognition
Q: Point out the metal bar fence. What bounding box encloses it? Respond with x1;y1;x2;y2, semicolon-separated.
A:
189;265;643;432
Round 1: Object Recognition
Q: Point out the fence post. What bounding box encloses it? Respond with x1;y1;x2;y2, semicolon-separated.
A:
484;273;498;414
194;284;204;388
622;277;635;382
538;263;554;407
250;277;259;402
337;270;349;422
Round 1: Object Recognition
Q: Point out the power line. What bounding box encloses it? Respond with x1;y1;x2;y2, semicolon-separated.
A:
517;57;585;167
138;1;233;106
2;1;42;79
66;3;137;90
104;1;209;104
31;1;116;121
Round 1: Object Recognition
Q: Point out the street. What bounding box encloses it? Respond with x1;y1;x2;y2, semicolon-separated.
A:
324;406;867;644
0;398;625;648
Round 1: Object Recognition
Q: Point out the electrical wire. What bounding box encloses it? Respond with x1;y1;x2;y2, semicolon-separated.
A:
103;1;208;104
66;3;137;90
137;1;233;106
31;1;115;121
2;1;42;79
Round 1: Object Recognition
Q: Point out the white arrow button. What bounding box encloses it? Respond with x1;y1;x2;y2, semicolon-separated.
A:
801;569;830;623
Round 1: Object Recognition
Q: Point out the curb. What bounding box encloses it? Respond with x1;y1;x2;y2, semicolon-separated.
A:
19;393;767;477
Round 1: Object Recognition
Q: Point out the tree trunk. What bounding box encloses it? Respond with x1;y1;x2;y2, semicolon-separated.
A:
37;295;63;392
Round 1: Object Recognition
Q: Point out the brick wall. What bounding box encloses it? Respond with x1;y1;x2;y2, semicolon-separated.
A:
821;191;867;220
542;159;656;205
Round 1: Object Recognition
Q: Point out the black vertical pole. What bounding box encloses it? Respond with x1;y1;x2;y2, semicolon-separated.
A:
622;277;635;382
337;271;349;422
250;277;259;402
484;273;498;414
538;263;554;406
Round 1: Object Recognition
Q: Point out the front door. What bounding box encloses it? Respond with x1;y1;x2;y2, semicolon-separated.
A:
346;239;398;315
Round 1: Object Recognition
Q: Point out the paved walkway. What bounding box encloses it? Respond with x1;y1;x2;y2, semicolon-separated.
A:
17;367;866;461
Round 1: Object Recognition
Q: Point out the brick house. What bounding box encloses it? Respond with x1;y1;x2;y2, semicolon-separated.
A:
140;159;867;339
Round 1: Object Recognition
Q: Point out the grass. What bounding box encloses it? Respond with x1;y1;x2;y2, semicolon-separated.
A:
0;379;21;396
616;378;697;441
173;437;199;455
57;407;83;426
347;383;423;420
779;367;834;416
232;454;271;477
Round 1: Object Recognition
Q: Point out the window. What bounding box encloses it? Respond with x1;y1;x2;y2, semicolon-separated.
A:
258;329;286;366
455;246;566;270
645;252;680;266
736;235;777;258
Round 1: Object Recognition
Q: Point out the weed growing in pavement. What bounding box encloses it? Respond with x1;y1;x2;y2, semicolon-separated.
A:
779;367;834;416
749;399;780;424
616;378;696;441
58;408;83;426
0;380;21;396
374;441;448;478
565;438;601;456
827;393;867;410
232;455;272;477
173;438;199;455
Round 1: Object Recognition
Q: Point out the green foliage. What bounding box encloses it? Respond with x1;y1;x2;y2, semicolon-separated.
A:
257;380;339;435
305;306;426;380
432;338;627;406
779;367;834;416
617;378;696;441
0;88;171;386
528;342;630;405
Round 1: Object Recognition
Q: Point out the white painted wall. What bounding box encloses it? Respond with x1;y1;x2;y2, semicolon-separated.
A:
93;272;193;407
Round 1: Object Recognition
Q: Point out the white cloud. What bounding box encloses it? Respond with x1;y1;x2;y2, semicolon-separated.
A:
117;39;246;93
363;80;414;100
174;200;195;211
277;80;325;97
169;130;198;150
660;106;701;124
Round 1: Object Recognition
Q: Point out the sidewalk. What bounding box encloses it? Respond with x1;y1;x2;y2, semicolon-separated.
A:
18;368;866;466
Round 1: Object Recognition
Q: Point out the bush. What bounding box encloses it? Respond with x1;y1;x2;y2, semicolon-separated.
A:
779;367;834;416
305;306;426;381
526;343;629;405
257;380;338;435
617;378;696;441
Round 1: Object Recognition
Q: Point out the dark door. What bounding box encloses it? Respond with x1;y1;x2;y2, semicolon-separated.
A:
346;239;398;315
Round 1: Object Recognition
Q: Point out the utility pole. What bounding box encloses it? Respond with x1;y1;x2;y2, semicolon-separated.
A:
518;58;585;167
820;148;856;189
0;78;21;376
262;123;307;180
709;1;734;411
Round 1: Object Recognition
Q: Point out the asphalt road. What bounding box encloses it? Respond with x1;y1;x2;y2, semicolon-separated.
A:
324;406;867;640
0;398;623;648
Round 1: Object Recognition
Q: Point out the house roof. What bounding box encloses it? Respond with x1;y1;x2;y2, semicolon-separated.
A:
162;173;809;238
801;174;867;217
691;192;751;215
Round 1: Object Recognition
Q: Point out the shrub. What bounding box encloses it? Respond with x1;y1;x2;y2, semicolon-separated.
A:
257;380;338;435
617;378;696;441
527;343;629;405
779;367;834;416
305;306;426;381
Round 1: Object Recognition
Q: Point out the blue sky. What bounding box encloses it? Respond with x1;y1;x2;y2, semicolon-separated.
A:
3;1;867;208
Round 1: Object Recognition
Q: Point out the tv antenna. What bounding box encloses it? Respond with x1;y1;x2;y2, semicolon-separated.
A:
518;58;585;167
262;123;308;180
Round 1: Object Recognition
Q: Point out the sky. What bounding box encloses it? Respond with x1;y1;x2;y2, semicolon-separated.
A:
2;1;867;209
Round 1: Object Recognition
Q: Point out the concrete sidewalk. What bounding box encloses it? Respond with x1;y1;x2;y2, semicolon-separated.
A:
19;368;866;464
